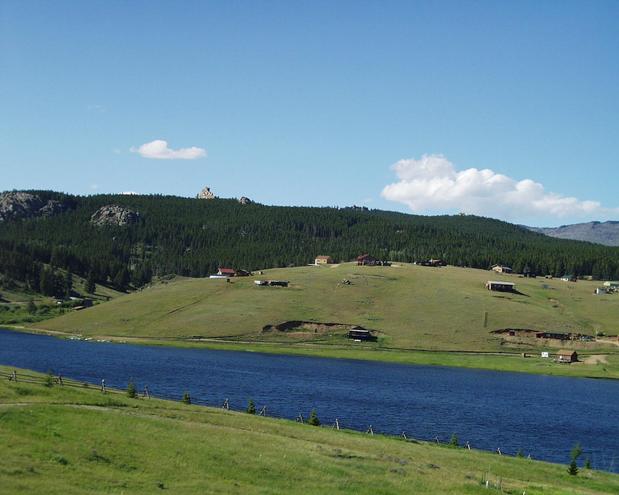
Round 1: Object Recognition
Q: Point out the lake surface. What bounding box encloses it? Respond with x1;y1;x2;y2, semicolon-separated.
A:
1;328;618;472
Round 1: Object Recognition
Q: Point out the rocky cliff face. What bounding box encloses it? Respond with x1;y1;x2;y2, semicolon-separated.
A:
90;205;140;227
196;187;215;199
0;192;68;222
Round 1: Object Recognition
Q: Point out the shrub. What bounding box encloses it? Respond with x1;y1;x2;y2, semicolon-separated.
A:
449;433;459;447
567;442;582;476
44;371;54;388
584;457;592;469
51;454;69;465
567;459;578;476
307;409;320;426
182;392;191;404
126;381;137;398
27;299;36;314
246;399;256;414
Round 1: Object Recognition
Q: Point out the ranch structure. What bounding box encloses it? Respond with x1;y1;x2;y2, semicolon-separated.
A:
491;264;512;274
485;280;515;292
556;350;578;363
315;255;334;265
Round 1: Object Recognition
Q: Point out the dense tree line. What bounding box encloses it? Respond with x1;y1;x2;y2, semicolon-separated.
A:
1;190;619;295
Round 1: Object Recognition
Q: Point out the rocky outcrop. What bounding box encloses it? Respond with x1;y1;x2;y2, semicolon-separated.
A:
196;186;215;199
238;196;252;205
0;192;68;222
90;205;140;227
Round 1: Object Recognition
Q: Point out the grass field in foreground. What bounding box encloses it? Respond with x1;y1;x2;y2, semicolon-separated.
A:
1;366;618;495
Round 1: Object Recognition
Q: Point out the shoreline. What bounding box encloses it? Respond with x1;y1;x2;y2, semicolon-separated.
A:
4;325;619;381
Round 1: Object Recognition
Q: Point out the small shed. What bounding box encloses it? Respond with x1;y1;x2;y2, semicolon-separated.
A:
315;255;334;265
348;328;377;341
561;274;577;282
357;254;377;266
491;264;512;274
485;281;515;292
217;268;236;277
556;350;578;363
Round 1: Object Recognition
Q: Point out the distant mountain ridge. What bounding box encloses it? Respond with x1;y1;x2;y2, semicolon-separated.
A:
528;221;619;246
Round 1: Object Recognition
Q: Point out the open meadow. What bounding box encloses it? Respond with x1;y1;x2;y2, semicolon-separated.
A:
27;263;619;378
1;366;618;494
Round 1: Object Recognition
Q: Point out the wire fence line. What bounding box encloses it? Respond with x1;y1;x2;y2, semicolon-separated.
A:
5;368;611;471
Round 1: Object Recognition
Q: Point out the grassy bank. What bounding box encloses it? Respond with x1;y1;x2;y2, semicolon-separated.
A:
1;366;617;494
29;263;619;378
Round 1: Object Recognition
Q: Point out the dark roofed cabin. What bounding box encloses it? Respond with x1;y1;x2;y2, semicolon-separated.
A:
348;328;377;341
556;350;578;363
485;281;515;292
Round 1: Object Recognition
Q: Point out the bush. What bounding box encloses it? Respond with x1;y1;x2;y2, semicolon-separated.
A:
567;442;582;476
307;409;320;426
182;392;191;404
27;299;36;314
568;459;578;476
449;433;459;447
44;371;54;388
126;381;137;398
246;399;256;414
584;457;592;469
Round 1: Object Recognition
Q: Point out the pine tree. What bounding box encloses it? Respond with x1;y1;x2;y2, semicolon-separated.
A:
450;433;459;447
64;271;73;297
85;271;96;294
567;442;582;476
307;409;320;426
127;381;137;398
246;399;256;414
27;299;36;314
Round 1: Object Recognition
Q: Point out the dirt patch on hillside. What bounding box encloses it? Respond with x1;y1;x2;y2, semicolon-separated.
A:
262;321;366;334
582;355;608;365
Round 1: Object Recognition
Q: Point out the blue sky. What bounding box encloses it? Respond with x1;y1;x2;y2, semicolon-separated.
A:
1;1;618;226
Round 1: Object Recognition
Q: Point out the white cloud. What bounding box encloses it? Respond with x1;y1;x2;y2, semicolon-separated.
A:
381;154;618;220
130;139;206;160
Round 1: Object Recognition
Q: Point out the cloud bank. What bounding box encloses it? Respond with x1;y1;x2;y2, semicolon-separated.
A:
130;139;206;160
381;154;618;220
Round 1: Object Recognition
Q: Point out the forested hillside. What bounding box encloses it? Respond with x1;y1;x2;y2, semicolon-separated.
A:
2;190;619;296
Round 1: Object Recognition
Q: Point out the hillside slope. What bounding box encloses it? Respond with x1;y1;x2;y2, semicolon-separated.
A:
37;263;619;351
2;367;618;494
530;222;619;246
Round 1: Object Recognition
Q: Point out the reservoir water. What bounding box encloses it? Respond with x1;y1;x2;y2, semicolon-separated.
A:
1;328;618;472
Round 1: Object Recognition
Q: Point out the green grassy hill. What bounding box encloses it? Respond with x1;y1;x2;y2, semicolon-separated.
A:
1;366;617;494
32;263;619;378
0;271;124;326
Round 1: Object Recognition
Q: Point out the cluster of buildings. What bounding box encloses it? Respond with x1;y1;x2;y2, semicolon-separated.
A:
313;254;392;266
